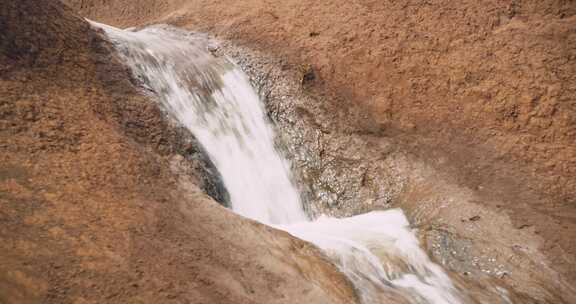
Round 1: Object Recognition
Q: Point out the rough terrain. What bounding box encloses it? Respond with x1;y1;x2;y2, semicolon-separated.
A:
2;0;575;303
63;0;576;302
0;1;357;303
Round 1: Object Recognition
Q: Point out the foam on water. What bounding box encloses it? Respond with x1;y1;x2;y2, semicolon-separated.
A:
93;21;488;303
280;210;462;303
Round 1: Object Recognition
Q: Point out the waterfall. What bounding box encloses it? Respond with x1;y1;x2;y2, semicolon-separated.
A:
93;22;307;225
92;22;509;304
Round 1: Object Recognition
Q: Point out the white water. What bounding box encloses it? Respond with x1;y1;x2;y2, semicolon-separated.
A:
94;22;476;303
93;22;306;225
282;211;464;303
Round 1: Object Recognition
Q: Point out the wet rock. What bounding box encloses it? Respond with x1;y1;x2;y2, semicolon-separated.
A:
299;64;316;86
220;42;574;302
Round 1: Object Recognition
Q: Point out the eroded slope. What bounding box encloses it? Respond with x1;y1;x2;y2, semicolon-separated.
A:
0;1;356;303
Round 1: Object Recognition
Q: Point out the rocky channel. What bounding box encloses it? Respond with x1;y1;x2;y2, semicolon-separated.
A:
2;0;575;303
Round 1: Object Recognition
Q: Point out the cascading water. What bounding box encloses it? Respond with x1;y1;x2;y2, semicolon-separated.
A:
92;22;510;304
93;22;307;225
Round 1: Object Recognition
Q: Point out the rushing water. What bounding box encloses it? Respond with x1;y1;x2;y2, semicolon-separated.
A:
93;22;507;304
93;22;306;225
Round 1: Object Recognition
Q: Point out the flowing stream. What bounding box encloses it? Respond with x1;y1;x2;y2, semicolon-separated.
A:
92;22;509;304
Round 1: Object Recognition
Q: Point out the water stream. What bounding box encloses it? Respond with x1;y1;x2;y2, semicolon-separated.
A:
92;22;508;304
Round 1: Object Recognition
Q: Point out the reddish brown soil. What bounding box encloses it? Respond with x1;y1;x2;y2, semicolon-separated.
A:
0;1;356;303
3;0;576;302
64;0;576;300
